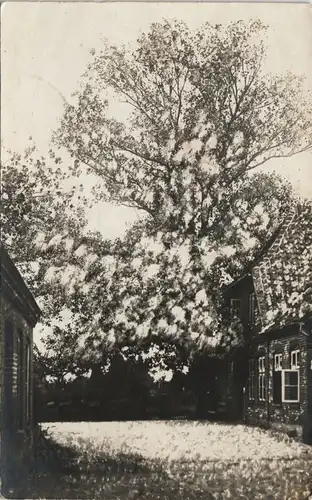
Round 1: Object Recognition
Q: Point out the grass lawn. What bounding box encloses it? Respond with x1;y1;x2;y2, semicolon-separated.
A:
18;421;312;499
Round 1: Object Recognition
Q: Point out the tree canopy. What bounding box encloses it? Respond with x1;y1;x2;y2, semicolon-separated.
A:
4;19;312;382
51;19;311;365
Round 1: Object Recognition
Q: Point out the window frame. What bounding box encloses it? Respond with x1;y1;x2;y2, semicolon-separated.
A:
274;353;282;372
273;353;282;404
281;369;300;403
290;349;300;370
258;356;266;402
17;330;24;430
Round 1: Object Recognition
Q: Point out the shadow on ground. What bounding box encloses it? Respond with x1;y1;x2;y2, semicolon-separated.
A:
2;423;312;500
2;428;204;500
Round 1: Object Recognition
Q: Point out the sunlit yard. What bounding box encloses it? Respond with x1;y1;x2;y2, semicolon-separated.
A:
26;421;312;499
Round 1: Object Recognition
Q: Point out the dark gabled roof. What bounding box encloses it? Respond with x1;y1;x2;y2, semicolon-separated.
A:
223;201;312;333
222;219;287;295
252;201;312;332
0;243;41;327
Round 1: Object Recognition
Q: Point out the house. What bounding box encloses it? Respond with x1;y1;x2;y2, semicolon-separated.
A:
0;244;41;491
224;201;312;442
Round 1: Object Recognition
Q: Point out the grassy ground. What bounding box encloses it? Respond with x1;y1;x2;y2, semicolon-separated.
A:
8;420;312;499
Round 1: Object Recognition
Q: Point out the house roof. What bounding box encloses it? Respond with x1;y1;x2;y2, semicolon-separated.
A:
222;221;287;295
0;243;41;327
251;201;312;333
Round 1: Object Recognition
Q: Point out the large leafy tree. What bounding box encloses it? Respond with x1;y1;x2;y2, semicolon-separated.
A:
6;20;310;384
1;146;100;348
50;19;312;370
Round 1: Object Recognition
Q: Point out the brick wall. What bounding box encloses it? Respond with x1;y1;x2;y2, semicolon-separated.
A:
1;296;35;486
246;332;309;437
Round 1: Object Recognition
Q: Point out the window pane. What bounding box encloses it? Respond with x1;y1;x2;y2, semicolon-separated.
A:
285;370;299;386
277;354;282;370
291;350;300;368
285;385;298;401
258;374;265;400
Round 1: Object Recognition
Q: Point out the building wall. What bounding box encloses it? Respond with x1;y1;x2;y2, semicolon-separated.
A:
0;296;34;489
225;274;261;335
246;333;309;438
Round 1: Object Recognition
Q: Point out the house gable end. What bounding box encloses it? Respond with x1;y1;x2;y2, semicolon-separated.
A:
252;202;312;332
0;244;41;328
223;274;261;335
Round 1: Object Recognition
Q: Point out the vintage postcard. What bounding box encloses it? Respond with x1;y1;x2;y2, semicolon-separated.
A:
1;2;312;498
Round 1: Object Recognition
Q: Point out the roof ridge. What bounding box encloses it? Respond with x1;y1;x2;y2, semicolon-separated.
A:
0;243;41;321
222;200;309;293
274;209;297;252
252;207;295;264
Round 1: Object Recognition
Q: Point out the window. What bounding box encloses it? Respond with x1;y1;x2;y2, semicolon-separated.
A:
248;293;256;324
17;331;24;429
282;370;299;402
248;359;256;400
3;320;14;429
230;298;242;318
258;356;266;401
274;353;282;371
25;340;31;423
290;350;300;370
273;353;282;403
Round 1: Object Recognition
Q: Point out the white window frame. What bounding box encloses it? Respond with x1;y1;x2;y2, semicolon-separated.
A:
281;369;300;403
274;353;282;372
258;356;266;402
290;350;300;370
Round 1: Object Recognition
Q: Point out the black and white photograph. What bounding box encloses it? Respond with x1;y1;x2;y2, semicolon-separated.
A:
1;2;312;498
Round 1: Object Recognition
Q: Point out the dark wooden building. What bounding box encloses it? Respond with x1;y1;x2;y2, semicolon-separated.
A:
224;202;312;442
0;244;41;491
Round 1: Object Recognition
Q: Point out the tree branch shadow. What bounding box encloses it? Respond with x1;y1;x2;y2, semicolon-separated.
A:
3;427;196;500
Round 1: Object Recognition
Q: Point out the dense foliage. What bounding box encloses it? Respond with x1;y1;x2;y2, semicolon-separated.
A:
3;19;312;383
52;19;310;365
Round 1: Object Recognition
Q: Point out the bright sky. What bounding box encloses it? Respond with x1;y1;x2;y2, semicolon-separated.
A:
2;3;312;225
2;2;312;353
